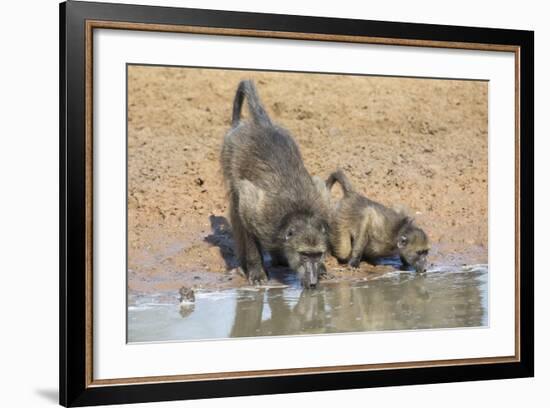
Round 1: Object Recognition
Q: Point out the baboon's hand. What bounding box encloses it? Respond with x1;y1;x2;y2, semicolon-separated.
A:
319;264;335;280
348;257;361;269
247;266;268;285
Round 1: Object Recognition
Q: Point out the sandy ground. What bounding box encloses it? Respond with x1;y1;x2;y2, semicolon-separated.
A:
127;66;488;294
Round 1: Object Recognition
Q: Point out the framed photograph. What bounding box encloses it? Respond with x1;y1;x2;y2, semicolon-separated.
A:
60;1;534;406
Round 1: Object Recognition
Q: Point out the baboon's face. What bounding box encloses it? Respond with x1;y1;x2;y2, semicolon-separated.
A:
280;215;329;289
397;226;430;273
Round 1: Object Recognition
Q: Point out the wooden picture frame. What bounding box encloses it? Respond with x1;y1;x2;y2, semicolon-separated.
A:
60;1;534;406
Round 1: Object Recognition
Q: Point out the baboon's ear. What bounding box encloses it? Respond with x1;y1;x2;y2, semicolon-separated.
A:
396;216;414;235
397;235;408;248
237;180;265;212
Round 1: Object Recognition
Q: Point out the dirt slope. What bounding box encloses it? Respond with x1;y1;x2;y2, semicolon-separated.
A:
127;66;488;293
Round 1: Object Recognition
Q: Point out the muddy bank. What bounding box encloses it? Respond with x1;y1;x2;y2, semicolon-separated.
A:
127;66;488;294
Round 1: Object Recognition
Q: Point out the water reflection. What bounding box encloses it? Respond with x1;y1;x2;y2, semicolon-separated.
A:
128;266;488;343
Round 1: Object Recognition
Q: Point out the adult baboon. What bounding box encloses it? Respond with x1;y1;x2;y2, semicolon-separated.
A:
221;80;330;288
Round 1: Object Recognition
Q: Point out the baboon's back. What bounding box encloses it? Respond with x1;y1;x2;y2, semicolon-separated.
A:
222;121;315;199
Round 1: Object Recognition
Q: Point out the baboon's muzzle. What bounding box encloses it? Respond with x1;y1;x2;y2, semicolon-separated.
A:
299;252;323;289
414;258;428;274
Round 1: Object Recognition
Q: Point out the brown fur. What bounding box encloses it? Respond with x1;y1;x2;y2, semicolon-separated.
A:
221;80;330;287
326;170;430;272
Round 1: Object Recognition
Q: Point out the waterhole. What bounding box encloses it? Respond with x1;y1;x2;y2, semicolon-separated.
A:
127;264;488;343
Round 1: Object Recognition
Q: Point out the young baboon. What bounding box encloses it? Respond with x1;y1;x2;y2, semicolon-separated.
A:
326;169;429;273
221;80;330;288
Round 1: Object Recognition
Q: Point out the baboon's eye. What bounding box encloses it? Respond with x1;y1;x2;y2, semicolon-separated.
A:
285;228;294;241
417;249;429;256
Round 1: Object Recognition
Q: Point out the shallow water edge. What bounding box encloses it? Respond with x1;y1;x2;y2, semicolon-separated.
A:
128;264;488;343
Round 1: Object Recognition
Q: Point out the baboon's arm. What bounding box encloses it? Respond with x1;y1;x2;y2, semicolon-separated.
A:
241;230;267;284
229;187;267;284
331;228;352;262
349;216;370;268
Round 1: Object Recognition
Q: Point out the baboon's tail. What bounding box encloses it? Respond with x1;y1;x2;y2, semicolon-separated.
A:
326;170;354;197
232;80;272;127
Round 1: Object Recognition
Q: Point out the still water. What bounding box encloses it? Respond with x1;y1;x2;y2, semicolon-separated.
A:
127;265;488;343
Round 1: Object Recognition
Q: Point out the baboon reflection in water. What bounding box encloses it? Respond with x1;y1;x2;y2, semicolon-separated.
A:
126;269;487;342
229;273;485;337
